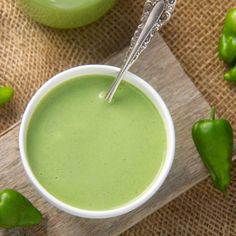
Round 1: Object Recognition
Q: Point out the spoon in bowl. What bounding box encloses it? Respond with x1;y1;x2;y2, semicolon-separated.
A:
105;0;176;103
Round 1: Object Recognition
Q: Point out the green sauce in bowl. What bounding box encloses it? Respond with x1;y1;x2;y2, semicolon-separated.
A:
26;74;167;210
17;0;116;28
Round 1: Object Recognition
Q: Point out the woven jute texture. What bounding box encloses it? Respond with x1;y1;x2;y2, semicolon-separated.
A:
123;162;236;236
0;0;145;133
1;0;236;235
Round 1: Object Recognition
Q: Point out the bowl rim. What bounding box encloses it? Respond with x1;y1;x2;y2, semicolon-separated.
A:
19;64;175;219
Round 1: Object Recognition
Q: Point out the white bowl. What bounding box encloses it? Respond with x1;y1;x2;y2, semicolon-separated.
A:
19;65;175;219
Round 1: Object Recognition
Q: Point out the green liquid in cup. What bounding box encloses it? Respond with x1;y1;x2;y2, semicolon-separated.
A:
27;75;167;210
17;0;116;28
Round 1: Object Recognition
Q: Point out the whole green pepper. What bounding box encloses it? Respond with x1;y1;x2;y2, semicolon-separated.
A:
192;107;233;193
219;8;236;65
0;86;14;106
0;189;42;229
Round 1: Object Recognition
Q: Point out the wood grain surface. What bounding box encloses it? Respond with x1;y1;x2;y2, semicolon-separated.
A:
0;35;212;236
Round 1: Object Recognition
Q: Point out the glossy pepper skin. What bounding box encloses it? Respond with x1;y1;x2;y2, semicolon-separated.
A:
219;8;236;65
0;86;14;106
0;189;42;229
192;107;233;193
224;66;236;81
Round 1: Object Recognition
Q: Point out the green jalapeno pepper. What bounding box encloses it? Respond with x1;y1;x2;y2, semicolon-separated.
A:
0;189;42;229
218;8;236;81
0;86;14;106
192;107;233;193
224;66;236;81
219;8;236;65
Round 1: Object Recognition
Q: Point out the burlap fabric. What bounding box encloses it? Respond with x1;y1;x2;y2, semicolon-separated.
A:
0;0;145;133
123;162;236;236
1;0;236;235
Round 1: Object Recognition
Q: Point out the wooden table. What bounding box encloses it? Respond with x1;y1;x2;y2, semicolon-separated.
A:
1;35;234;235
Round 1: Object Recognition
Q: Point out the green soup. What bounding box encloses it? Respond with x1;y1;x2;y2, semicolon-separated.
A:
27;75;167;210
17;0;116;29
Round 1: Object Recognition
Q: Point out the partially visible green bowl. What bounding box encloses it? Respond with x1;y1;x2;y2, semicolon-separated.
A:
17;0;117;29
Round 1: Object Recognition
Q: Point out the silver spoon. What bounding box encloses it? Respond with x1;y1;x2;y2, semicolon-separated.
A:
105;0;176;103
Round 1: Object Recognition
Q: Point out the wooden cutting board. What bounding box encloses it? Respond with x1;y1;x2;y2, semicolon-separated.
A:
0;34;213;236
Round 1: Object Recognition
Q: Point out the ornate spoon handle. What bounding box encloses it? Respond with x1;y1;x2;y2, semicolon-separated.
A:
105;0;176;103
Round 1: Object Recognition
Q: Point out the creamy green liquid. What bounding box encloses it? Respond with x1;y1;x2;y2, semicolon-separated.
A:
27;75;167;210
17;0;116;28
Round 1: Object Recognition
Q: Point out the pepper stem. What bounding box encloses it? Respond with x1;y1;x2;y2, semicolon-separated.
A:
210;106;216;120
